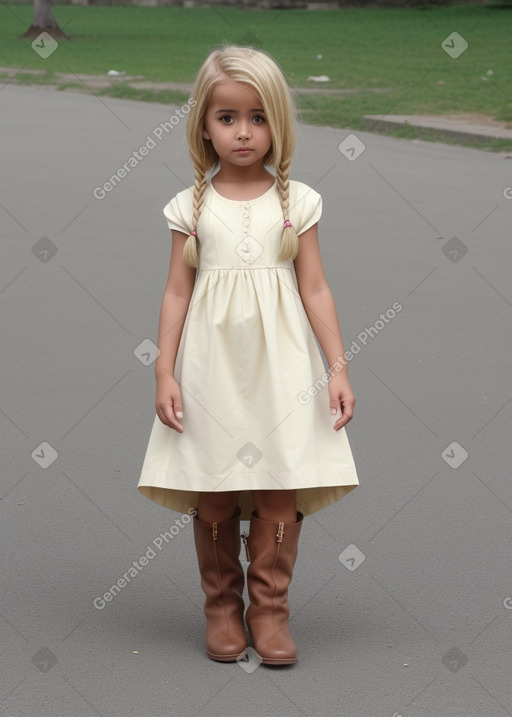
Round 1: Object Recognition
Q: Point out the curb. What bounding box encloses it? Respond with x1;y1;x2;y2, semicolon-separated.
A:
363;114;512;144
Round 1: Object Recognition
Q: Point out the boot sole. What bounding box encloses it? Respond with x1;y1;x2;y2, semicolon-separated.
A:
261;656;297;665
207;650;247;662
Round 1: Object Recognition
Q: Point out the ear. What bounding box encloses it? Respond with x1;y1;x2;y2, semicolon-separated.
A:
202;126;211;140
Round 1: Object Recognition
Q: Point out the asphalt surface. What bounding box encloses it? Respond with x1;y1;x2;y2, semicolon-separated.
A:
1;85;512;717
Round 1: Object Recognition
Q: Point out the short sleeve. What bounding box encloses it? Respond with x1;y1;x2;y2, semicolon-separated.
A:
289;182;323;235
163;187;194;235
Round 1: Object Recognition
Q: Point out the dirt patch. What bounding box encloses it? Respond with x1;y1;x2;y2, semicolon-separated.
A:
0;67;390;96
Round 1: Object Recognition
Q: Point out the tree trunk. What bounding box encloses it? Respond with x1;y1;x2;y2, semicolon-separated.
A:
19;0;70;40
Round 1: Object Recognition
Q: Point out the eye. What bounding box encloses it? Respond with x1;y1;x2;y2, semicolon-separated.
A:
219;115;234;124
252;115;265;124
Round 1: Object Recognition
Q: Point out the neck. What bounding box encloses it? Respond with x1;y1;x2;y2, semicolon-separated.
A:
214;162;273;185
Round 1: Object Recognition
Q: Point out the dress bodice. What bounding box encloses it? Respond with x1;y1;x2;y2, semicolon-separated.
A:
163;180;323;271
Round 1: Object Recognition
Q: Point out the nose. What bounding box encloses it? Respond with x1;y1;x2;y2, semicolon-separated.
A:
236;120;251;140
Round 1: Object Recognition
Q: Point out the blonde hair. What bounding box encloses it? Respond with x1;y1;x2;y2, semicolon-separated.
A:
183;45;298;268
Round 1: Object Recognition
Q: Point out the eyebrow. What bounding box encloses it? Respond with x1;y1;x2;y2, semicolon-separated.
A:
214;108;265;114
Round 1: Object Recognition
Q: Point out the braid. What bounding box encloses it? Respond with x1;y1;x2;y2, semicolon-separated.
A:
183;168;207;268
276;159;299;261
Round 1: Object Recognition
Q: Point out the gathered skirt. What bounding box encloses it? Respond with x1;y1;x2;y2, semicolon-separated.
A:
138;264;359;521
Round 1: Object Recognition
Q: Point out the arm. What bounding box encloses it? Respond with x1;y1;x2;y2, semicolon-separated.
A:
293;223;355;430
154;229;197;432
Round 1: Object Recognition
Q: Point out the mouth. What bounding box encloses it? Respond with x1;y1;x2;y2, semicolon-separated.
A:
235;148;254;153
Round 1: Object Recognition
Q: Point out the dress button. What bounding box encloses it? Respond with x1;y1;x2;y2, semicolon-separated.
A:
243;220;250;227
243;211;250;218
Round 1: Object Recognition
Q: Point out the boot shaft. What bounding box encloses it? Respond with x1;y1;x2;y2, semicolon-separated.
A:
244;510;303;665
192;506;247;662
193;507;245;607
245;511;303;609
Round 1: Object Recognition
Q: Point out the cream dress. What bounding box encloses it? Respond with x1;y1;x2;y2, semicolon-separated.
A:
137;179;359;520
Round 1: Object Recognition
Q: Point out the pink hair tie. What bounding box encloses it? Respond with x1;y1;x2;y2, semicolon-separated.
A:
190;230;197;237
283;219;292;228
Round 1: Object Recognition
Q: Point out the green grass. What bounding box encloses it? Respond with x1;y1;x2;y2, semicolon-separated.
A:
2;4;512;149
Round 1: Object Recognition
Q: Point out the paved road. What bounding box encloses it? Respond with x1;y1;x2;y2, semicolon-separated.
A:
1;85;511;717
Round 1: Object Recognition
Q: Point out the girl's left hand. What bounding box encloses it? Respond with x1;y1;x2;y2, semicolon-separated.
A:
328;374;355;431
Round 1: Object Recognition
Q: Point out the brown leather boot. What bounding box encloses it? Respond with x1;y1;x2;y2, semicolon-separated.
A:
244;510;303;665
193;506;248;662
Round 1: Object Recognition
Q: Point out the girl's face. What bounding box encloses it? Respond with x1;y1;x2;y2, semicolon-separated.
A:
202;78;272;171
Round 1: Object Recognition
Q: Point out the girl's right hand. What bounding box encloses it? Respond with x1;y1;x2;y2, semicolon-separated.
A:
155;374;184;433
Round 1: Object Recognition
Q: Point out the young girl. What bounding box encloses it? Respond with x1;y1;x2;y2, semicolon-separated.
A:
138;45;359;666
